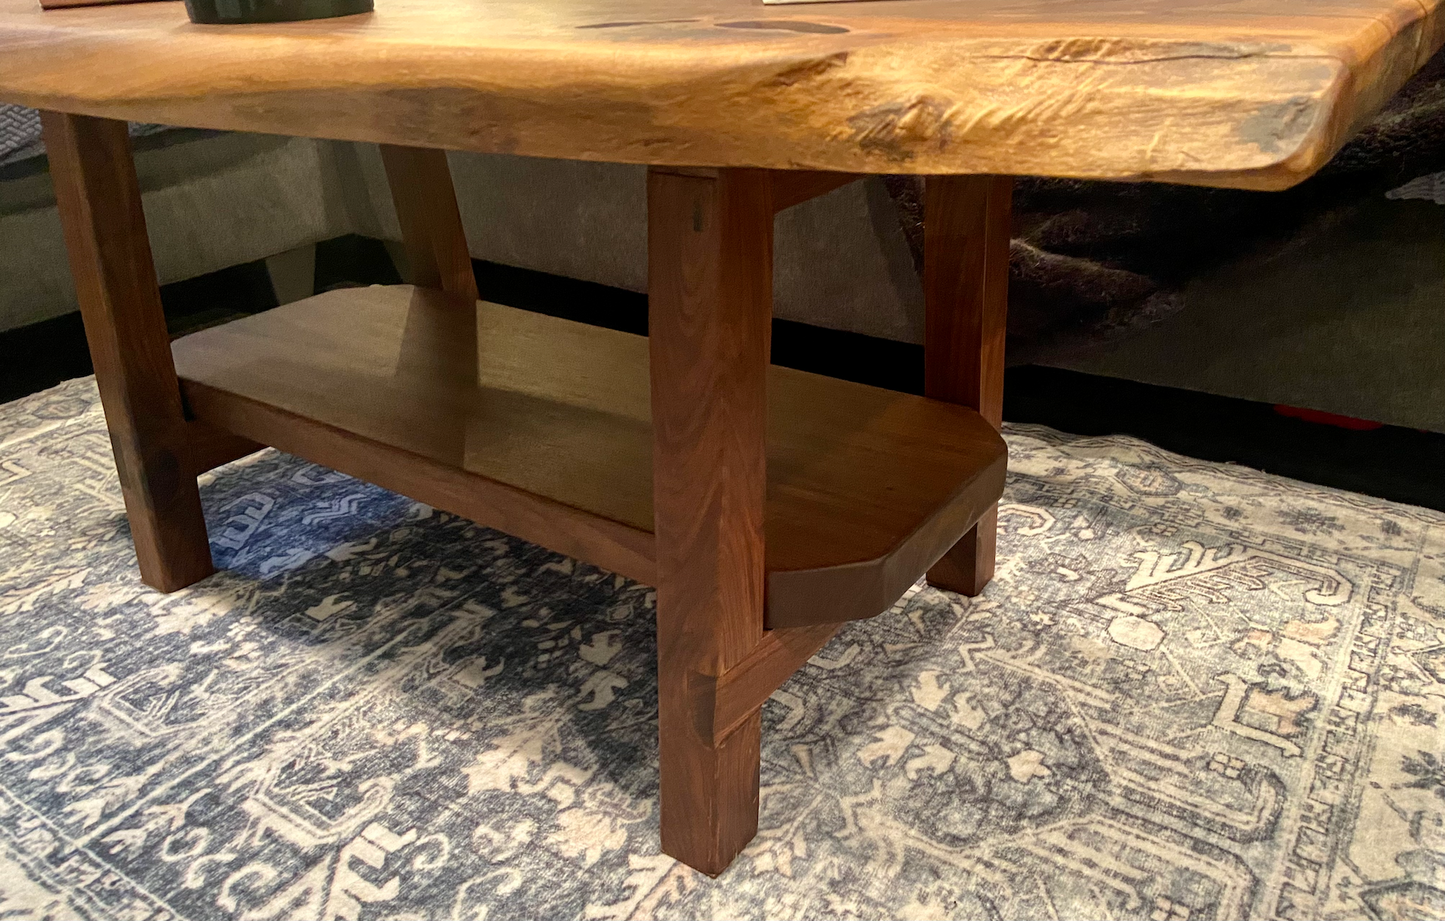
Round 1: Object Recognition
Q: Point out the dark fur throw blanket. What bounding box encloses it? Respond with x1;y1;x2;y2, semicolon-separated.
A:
885;48;1445;365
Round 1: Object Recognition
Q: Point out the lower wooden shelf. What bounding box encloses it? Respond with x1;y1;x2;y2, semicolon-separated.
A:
171;285;1006;627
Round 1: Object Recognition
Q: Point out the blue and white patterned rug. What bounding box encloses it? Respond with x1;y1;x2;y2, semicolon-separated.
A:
1;377;1443;921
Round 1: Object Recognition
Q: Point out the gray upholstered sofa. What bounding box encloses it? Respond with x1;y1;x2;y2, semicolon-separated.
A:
0;121;925;342
3;109;1444;433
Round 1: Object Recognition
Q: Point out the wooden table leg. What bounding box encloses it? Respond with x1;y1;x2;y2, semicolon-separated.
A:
379;144;479;302
41;111;214;592
647;166;772;875
923;175;1012;596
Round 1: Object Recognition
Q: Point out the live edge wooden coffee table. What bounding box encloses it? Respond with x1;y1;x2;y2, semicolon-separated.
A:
1;0;1438;875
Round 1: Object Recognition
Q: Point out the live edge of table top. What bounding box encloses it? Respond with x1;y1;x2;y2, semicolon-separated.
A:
1;0;1442;190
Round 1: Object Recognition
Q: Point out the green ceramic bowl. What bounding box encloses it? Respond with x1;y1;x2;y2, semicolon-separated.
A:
185;0;372;24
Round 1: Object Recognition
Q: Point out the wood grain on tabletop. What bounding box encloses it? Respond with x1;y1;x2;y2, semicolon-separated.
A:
0;0;1440;187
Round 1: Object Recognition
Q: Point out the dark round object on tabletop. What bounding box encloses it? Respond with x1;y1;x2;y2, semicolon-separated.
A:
184;0;372;24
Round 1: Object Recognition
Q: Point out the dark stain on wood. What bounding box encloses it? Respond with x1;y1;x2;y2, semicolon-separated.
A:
848;95;953;162
576;17;701;29
717;20;849;34
770;51;849;87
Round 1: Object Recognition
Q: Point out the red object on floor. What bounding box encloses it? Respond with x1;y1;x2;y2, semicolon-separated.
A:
1273;404;1384;431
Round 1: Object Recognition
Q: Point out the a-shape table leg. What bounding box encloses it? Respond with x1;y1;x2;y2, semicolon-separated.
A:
378;144;479;302
41;111;214;592
923;174;1013;596
647;166;772;876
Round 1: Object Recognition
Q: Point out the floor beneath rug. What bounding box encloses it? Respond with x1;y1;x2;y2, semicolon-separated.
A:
1;378;1442;921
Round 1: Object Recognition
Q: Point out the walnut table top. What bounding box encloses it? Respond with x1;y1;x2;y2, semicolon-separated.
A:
1;0;1441;188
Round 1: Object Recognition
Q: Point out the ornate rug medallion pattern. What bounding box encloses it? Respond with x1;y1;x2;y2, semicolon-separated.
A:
0;379;1443;920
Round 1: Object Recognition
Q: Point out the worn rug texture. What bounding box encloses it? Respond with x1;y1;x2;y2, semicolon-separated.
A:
0;378;1443;921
